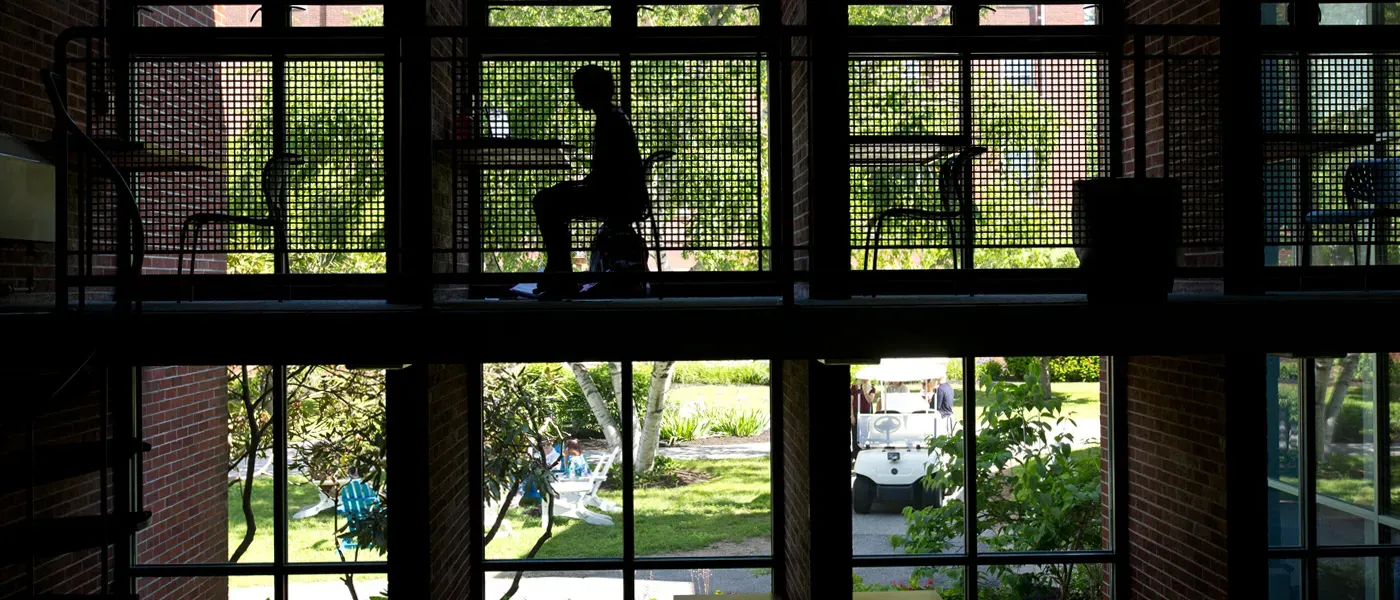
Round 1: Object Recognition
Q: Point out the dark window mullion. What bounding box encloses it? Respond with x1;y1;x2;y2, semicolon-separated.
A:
1303;358;1318;600
274;365;290;600
622;362;636;598
963;356;979;597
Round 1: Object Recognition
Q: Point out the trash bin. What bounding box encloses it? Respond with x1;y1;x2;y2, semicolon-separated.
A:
1072;178;1182;303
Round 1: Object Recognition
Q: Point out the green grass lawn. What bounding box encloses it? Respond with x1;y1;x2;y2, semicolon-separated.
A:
227;476;387;586
942;381;1101;444
485;457;772;560
664;385;770;413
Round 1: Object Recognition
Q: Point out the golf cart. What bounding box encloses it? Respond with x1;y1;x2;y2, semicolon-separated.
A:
851;358;954;514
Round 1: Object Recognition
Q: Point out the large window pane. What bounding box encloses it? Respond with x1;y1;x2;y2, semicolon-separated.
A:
976;357;1107;552
1269;356;1303;547
482;363;623;560
1318;557;1381;598
854;566;963;598
633;568;770;598
633;360;772;558
137;576;272;599
976;563;1110;599
289;572;388;599
1269;559;1302;599
486;570;623;600
847;5;953;25
138;366;241;564
286;366;388;563
1390;353;1400;517
852;358;965;556
1315;354;1377;513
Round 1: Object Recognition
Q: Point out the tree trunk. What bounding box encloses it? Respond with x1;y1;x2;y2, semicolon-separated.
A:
1038;357;1053;400
635;361;676;471
1319;354;1361;446
568;362;623;452
230;366;261;563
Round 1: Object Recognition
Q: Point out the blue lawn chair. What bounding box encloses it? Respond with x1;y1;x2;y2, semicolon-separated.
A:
520;444;566;503
338;479;380;551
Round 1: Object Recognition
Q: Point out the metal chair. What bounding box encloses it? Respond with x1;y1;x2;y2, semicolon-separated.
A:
640;150;676;269
176;153;304;298
864;147;986;271
41;68;145;306
1303;158;1400;265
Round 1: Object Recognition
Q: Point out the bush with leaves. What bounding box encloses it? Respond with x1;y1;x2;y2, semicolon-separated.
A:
891;364;1102;600
711;408;770;438
481;364;571;600
660;405;713;445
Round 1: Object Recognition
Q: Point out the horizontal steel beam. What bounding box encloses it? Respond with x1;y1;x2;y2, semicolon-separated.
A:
9;292;1400;364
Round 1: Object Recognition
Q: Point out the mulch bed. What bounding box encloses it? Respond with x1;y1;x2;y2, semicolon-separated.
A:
578;430;770;449
669;431;770;447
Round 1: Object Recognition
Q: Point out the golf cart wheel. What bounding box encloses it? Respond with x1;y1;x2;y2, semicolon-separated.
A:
912;482;941;510
853;475;876;514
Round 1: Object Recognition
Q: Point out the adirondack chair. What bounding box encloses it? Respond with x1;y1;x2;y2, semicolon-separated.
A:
547;448;621;527
338;479;380;551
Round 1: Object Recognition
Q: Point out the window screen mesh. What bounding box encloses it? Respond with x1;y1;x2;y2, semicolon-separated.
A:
847;56;1109;261
89;58;385;256
461;58;765;270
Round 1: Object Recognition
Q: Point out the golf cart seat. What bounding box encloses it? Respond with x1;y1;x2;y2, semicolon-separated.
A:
874;409;901;414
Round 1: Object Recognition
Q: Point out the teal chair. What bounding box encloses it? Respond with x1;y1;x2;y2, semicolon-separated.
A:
338;479;380;551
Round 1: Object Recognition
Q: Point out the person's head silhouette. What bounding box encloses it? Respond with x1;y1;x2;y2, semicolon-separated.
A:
571;65;614;111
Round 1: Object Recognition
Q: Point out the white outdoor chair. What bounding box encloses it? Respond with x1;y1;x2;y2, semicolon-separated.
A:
548;448;622;527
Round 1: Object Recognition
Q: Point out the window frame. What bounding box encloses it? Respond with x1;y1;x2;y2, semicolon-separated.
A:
468;359;786;600
1266;353;1400;599
846;356;1126;599
125;364;391;599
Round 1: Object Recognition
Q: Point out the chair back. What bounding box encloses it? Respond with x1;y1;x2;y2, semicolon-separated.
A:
339;479;379;518
41;68;145;278
260;153;305;222
640;150;676;219
935;147;987;213
1345;158;1400;208
588;448;622;495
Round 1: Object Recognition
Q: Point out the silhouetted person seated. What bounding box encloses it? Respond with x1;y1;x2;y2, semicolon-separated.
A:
532;65;646;299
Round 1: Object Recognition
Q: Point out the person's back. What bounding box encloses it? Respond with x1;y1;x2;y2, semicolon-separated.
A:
935;381;955;416
588;105;646;213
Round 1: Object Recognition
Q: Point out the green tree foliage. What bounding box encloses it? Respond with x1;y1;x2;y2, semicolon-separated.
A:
482;5;768;273
226;8;385;275
893;366;1101;599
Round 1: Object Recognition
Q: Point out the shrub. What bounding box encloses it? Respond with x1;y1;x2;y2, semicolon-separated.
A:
1049;356;1101;383
661;407;712;445
945;358;963;382
1003;357;1037;381
979;358;1009;381
1331;401;1366;444
671;361;770;386
712;408;770;438
994;357;1100;383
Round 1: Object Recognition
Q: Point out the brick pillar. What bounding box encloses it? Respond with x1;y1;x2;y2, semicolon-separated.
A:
427;364;472;599
0;361;107;597
780;360;811;599
1123;356;1229;599
137;366;229;600
782;0;811;286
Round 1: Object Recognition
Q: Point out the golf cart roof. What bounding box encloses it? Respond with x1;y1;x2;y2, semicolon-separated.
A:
853;358;949;383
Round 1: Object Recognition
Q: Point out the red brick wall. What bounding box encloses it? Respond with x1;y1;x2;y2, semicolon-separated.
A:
780;360;811;600
427;364;472;600
782;0;810;278
137;366;229;600
0;1;101;306
0;361;108;598
1126;0;1224;277
1123;355;1229;599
